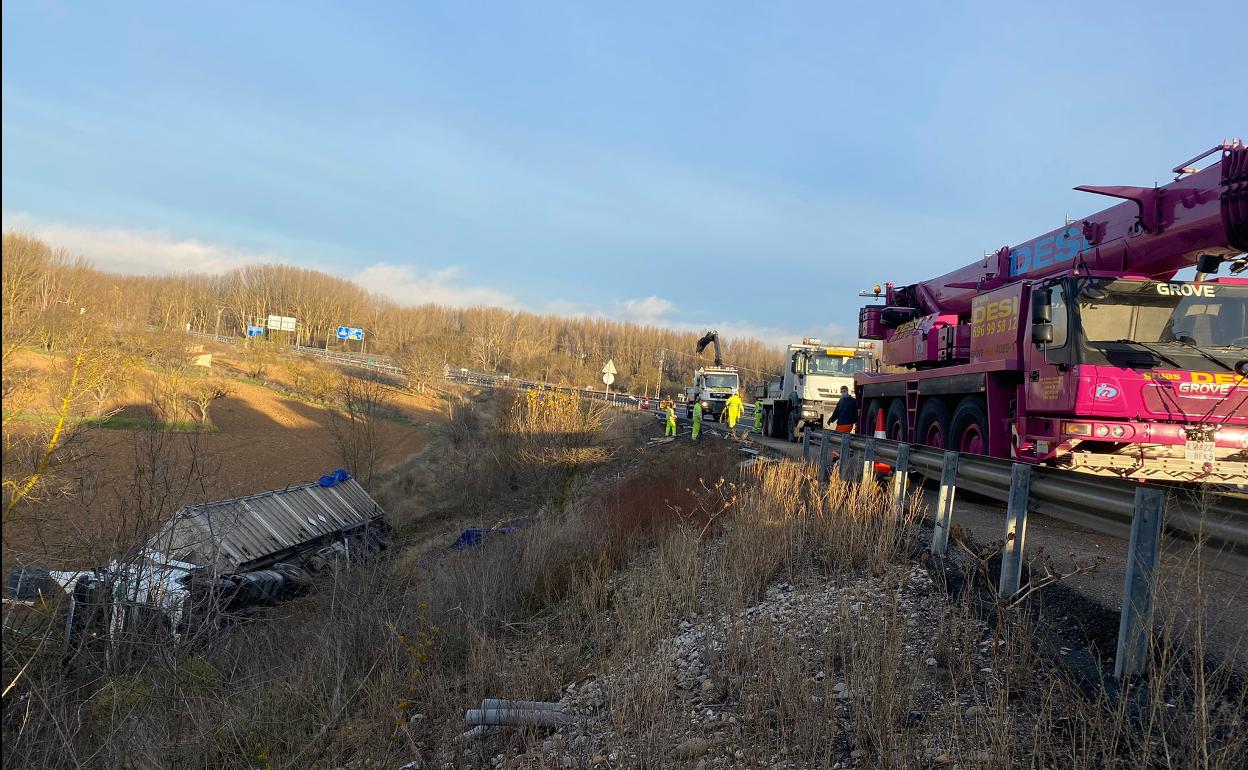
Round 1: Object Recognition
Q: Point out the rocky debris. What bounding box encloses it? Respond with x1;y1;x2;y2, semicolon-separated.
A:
430;565;1031;769
672;737;712;759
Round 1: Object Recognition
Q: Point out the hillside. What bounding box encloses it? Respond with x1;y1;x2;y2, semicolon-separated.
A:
2;232;788;396
2;346;443;568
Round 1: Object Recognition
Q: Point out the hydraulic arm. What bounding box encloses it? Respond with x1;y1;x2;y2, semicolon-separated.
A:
696;330;724;366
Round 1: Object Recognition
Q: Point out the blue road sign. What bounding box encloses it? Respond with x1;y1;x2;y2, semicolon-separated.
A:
350;328;364;341
336;326;351;339
246;326;264;338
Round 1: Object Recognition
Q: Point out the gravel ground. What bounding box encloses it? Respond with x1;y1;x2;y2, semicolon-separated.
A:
443;566;1046;769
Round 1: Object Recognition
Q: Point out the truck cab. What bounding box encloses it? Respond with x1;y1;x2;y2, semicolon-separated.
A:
1021;275;1247;481
685;366;740;420
757;340;872;440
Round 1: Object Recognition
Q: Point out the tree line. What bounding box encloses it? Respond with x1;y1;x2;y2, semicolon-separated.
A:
2;232;786;395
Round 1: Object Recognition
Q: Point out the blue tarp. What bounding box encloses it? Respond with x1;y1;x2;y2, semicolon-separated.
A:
450;527;514;550
318;469;352;487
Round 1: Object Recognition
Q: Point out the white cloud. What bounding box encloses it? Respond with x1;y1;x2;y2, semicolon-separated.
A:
1;210;282;274
617;295;675;324
2;211;521;310
354;262;518;309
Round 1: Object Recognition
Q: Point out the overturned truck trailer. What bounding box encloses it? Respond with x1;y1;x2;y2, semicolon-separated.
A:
6;470;390;661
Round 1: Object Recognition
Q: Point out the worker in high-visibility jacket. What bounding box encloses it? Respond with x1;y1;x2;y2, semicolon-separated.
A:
664;401;677;437
691;400;703;441
724;393;744;437
753;400;764;434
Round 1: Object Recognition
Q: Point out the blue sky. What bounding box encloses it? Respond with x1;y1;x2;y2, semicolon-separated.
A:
2;1;1241;344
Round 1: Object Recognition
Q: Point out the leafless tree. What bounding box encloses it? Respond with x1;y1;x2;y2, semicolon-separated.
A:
326;373;393;485
185;381;232;427
241;336;277;379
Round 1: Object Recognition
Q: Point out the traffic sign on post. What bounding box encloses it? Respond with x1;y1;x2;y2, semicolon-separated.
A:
602;372;615;386
246;326;264;338
336;326;365;341
602;359;617;376
337;326;351;339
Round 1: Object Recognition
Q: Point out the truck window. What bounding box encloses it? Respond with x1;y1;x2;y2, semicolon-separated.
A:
1048;285;1069;347
807;356;866;375
704;373;738;389
1077;279;1248;348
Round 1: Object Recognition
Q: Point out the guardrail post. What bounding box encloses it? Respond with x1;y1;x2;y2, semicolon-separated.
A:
1115;487;1165;680
818;432;832;489
931;451;959;556
860;438;877;485
890;443;911;509
838;433;854;482
802;427;812;461
998;463;1033;599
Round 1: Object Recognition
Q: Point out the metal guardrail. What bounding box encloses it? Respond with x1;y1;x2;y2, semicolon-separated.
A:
186;330;238;345
798;427;1248;679
292;345;397;366
298;350;406;375
799;429;1247;574
445;369;648;407
175;329;404;374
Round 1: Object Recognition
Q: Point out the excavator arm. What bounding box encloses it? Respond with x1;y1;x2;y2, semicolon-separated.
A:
695;330;723;367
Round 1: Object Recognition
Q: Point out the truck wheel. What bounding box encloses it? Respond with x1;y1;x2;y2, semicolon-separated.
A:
886;399;909;442
950;397;989;455
864;400;882;437
763;407;776;438
915;400;951;449
787;411;800;443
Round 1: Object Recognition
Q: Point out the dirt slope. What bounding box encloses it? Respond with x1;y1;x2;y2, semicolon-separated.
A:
3;349;446;566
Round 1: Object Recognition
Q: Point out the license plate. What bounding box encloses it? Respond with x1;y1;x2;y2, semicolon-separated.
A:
1184;440;1216;464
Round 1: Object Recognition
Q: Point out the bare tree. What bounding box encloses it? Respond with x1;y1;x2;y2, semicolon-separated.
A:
241;336;277;379
391;338;449;395
326;373;393;485
185;381;232;428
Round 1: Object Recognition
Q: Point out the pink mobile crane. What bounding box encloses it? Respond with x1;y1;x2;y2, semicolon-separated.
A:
855;140;1248;486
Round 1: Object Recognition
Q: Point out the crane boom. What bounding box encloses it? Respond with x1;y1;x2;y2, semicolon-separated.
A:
889;141;1247;319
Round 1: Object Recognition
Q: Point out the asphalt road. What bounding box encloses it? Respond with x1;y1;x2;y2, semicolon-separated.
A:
656;404;1248;669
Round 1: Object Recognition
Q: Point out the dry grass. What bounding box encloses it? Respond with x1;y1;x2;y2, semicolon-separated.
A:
3;401;1246;769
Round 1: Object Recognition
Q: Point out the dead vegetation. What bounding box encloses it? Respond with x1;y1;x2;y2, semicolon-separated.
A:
3;393;1246;769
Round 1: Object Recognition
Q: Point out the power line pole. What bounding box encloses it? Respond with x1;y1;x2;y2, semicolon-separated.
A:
654;350;665;399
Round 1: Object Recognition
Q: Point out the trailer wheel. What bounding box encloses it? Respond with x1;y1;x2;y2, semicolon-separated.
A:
885;399;909;442
950;397;989;455
915;399;951;449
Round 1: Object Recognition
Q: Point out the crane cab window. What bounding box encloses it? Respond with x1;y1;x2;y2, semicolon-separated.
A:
1047;285;1069;348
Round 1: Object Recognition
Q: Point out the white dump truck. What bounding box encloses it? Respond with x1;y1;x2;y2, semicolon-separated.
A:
683;330;740;421
754;339;873;440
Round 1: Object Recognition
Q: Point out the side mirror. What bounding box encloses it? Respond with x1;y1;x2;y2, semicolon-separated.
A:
790;359;799;375
1196;254;1222;275
1032;323;1054;345
1031;291;1052;324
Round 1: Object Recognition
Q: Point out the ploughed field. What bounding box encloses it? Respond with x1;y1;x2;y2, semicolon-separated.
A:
3;349;442;568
